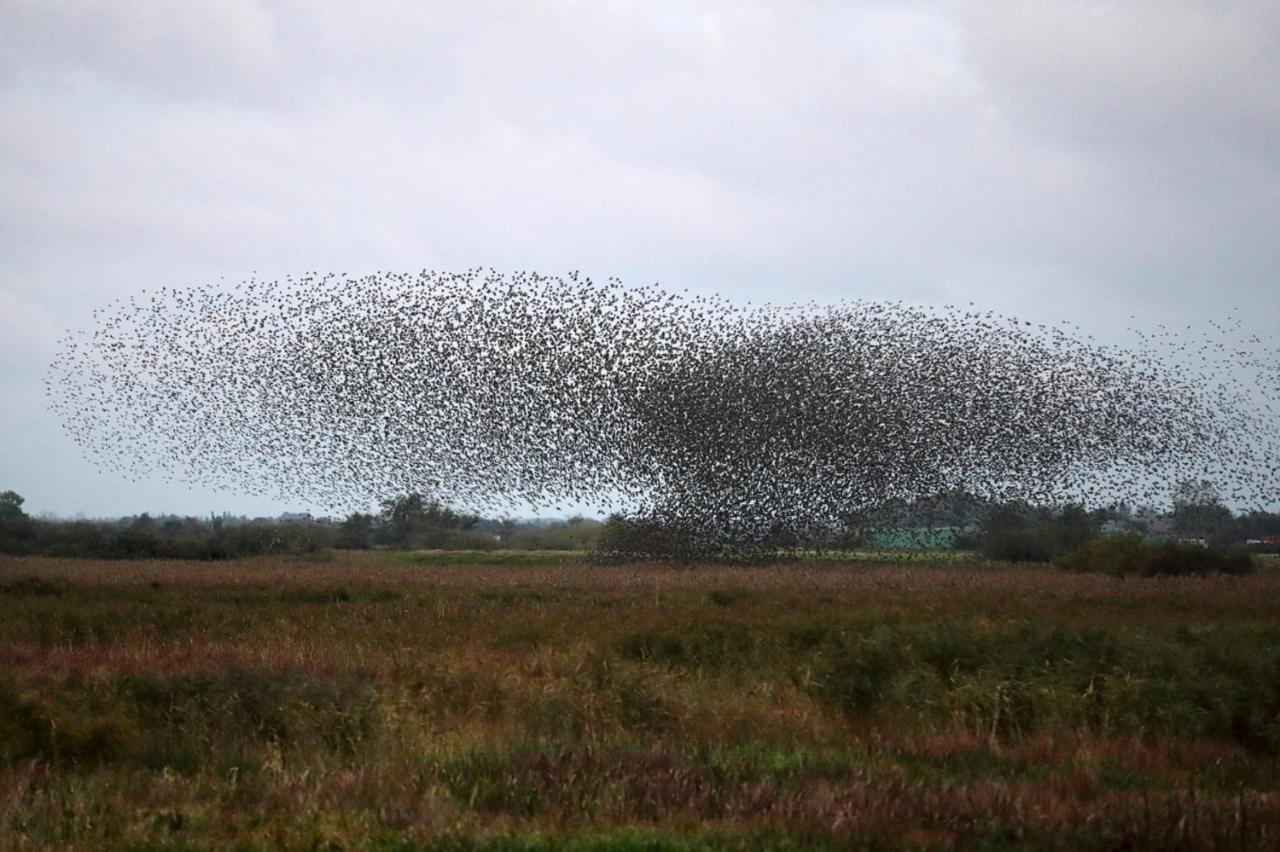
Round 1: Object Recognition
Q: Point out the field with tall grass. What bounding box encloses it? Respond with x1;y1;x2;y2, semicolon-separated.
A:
3;552;1280;849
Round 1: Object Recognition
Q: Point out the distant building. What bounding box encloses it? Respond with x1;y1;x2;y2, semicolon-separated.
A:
278;512;314;524
869;526;974;549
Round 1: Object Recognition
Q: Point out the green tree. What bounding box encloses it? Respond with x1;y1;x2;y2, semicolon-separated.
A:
335;512;375;549
981;501;1097;563
1172;479;1234;541
377;494;479;548
0;491;27;523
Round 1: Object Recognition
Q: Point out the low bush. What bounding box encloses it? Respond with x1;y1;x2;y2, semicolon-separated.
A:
981;526;1062;562
590;515;792;564
0;518;335;560
1057;532;1253;577
980;507;1098;563
501;519;603;551
590;515;707;564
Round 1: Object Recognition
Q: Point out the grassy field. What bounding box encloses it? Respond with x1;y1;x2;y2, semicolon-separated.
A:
396;549;588;567
2;553;1280;849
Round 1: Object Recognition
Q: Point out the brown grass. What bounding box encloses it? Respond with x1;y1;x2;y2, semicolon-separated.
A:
2;551;1280;849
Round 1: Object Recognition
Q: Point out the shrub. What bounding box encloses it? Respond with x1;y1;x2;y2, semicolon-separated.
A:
981;527;1060;562
1055;531;1149;576
590;514;791;564
0;518;335;560
980;504;1098;563
590;515;705;564
1142;543;1253;577
1058;532;1253;577
501;517;603;550
334;512;375;549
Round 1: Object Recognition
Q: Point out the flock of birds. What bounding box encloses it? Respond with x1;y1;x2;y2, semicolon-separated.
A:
45;269;1280;553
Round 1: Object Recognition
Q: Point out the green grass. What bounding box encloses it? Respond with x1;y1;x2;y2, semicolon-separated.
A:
805;547;981;563
393;548;586;567
1255;553;1280;571
392;546;982;567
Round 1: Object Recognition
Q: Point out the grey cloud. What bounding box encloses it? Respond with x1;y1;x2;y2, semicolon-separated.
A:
962;1;1280;164
0;0;288;105
1;1;1276;516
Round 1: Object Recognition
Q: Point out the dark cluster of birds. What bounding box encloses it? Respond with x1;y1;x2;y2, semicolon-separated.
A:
46;269;1280;556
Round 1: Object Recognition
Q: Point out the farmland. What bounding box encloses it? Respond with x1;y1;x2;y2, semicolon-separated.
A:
3;552;1280;849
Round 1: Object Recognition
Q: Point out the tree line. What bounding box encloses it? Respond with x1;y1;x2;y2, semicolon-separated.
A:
0;491;601;559
2;483;1277;569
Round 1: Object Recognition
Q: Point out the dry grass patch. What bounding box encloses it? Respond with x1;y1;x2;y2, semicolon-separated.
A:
3;552;1280;848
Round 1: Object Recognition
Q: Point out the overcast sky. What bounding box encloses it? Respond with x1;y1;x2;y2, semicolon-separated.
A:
2;1;1278;518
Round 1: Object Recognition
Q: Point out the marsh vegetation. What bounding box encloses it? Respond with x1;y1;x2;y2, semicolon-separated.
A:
2;552;1280;848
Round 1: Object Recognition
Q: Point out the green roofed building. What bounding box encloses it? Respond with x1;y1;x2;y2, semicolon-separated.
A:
869;526;974;550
